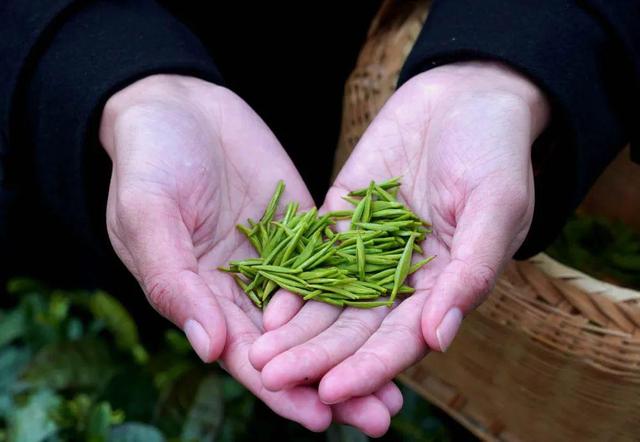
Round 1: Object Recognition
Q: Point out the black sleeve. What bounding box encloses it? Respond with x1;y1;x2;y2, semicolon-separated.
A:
398;0;640;259
0;0;223;247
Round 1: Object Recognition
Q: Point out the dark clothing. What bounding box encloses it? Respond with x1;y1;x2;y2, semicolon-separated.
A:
399;0;640;259
0;1;638;290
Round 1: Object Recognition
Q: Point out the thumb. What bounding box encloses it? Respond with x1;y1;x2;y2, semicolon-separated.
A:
109;191;227;362
421;181;533;351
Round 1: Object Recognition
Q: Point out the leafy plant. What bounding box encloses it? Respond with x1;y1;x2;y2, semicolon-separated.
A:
547;213;640;289
0;279;455;441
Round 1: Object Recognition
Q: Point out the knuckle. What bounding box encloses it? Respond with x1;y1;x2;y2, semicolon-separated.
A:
210;85;239;103
508;183;532;216
291;342;330;369
333;316;375;342
487;179;531;218
284;320;307;337
466;262;497;298
225;330;257;353
489;92;531;115
115;188;146;222
377;321;424;352
111;194;147;241
113;189;171;241
355;349;392;381
143;273;180;321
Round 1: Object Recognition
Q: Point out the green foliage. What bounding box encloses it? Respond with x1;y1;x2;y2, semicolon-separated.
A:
180;375;223;442
0;346;30;392
51;395;124;442
22;339;115;391
326;425;369;442
0;279;453;442
547;214;640;289
6;389;60;442
390;386;450;441
0;309;27;349
108;423;165;442
86;291;148;363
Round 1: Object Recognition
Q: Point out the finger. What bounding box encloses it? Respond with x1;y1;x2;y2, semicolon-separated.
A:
320;185;358;231
332;395;391;438
259;187;351;335
216;295;333;432
262;289;305;331
319;293;428;404
374;382;403;416
250;300;341;371
261;306;390;391
330;383;401;436
421;181;532;351
111;192;227;363
252;187;378;375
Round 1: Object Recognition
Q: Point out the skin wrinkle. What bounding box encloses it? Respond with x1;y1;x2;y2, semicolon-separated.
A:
395;117;414;177
376;316;425;351
276;318;309;340
285;341;333;379
361;291;427;346
144;270;197;322
222;155;239;215
331;312;383;343
445;257;497;305
292;303;341;331
343;349;392;390
178;165;216;232
192;209;218;257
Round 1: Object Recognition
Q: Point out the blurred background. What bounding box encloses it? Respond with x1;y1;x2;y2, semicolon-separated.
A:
0;278;467;442
2;1;639;440
2;144;638;441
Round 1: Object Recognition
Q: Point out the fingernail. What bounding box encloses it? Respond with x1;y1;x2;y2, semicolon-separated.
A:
320;396;344;405
435;308;462;352
184;319;210;362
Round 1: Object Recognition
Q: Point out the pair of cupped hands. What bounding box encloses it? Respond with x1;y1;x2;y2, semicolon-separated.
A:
99;62;548;436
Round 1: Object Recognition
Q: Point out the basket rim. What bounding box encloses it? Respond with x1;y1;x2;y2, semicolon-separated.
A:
531;253;640;302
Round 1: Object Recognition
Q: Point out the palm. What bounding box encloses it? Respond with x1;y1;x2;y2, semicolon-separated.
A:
330;74;535;292
103;77;404;434
162;105;315;320
252;64;544;406
104;84;332;426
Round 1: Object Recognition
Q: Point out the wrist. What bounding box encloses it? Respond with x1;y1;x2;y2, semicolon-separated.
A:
99;74;221;158
408;61;551;139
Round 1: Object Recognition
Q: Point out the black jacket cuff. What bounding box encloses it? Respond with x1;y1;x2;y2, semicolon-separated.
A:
18;0;223;248
398;0;634;258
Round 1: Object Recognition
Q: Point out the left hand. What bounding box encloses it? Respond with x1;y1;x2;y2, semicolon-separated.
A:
249;62;550;405
100;74;401;436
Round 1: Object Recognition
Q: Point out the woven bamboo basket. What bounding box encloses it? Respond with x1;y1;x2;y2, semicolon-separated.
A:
333;1;640;440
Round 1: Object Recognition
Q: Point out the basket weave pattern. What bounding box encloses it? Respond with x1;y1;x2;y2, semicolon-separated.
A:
333;1;640;440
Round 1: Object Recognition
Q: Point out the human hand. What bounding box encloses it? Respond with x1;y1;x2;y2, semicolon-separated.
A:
250;62;549;407
99;74;401;435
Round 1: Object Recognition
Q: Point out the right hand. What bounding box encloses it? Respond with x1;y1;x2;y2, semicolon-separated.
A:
250;61;547;408
99;74;402;436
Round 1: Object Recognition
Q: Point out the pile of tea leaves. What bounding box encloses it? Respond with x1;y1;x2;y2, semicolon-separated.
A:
221;178;434;308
